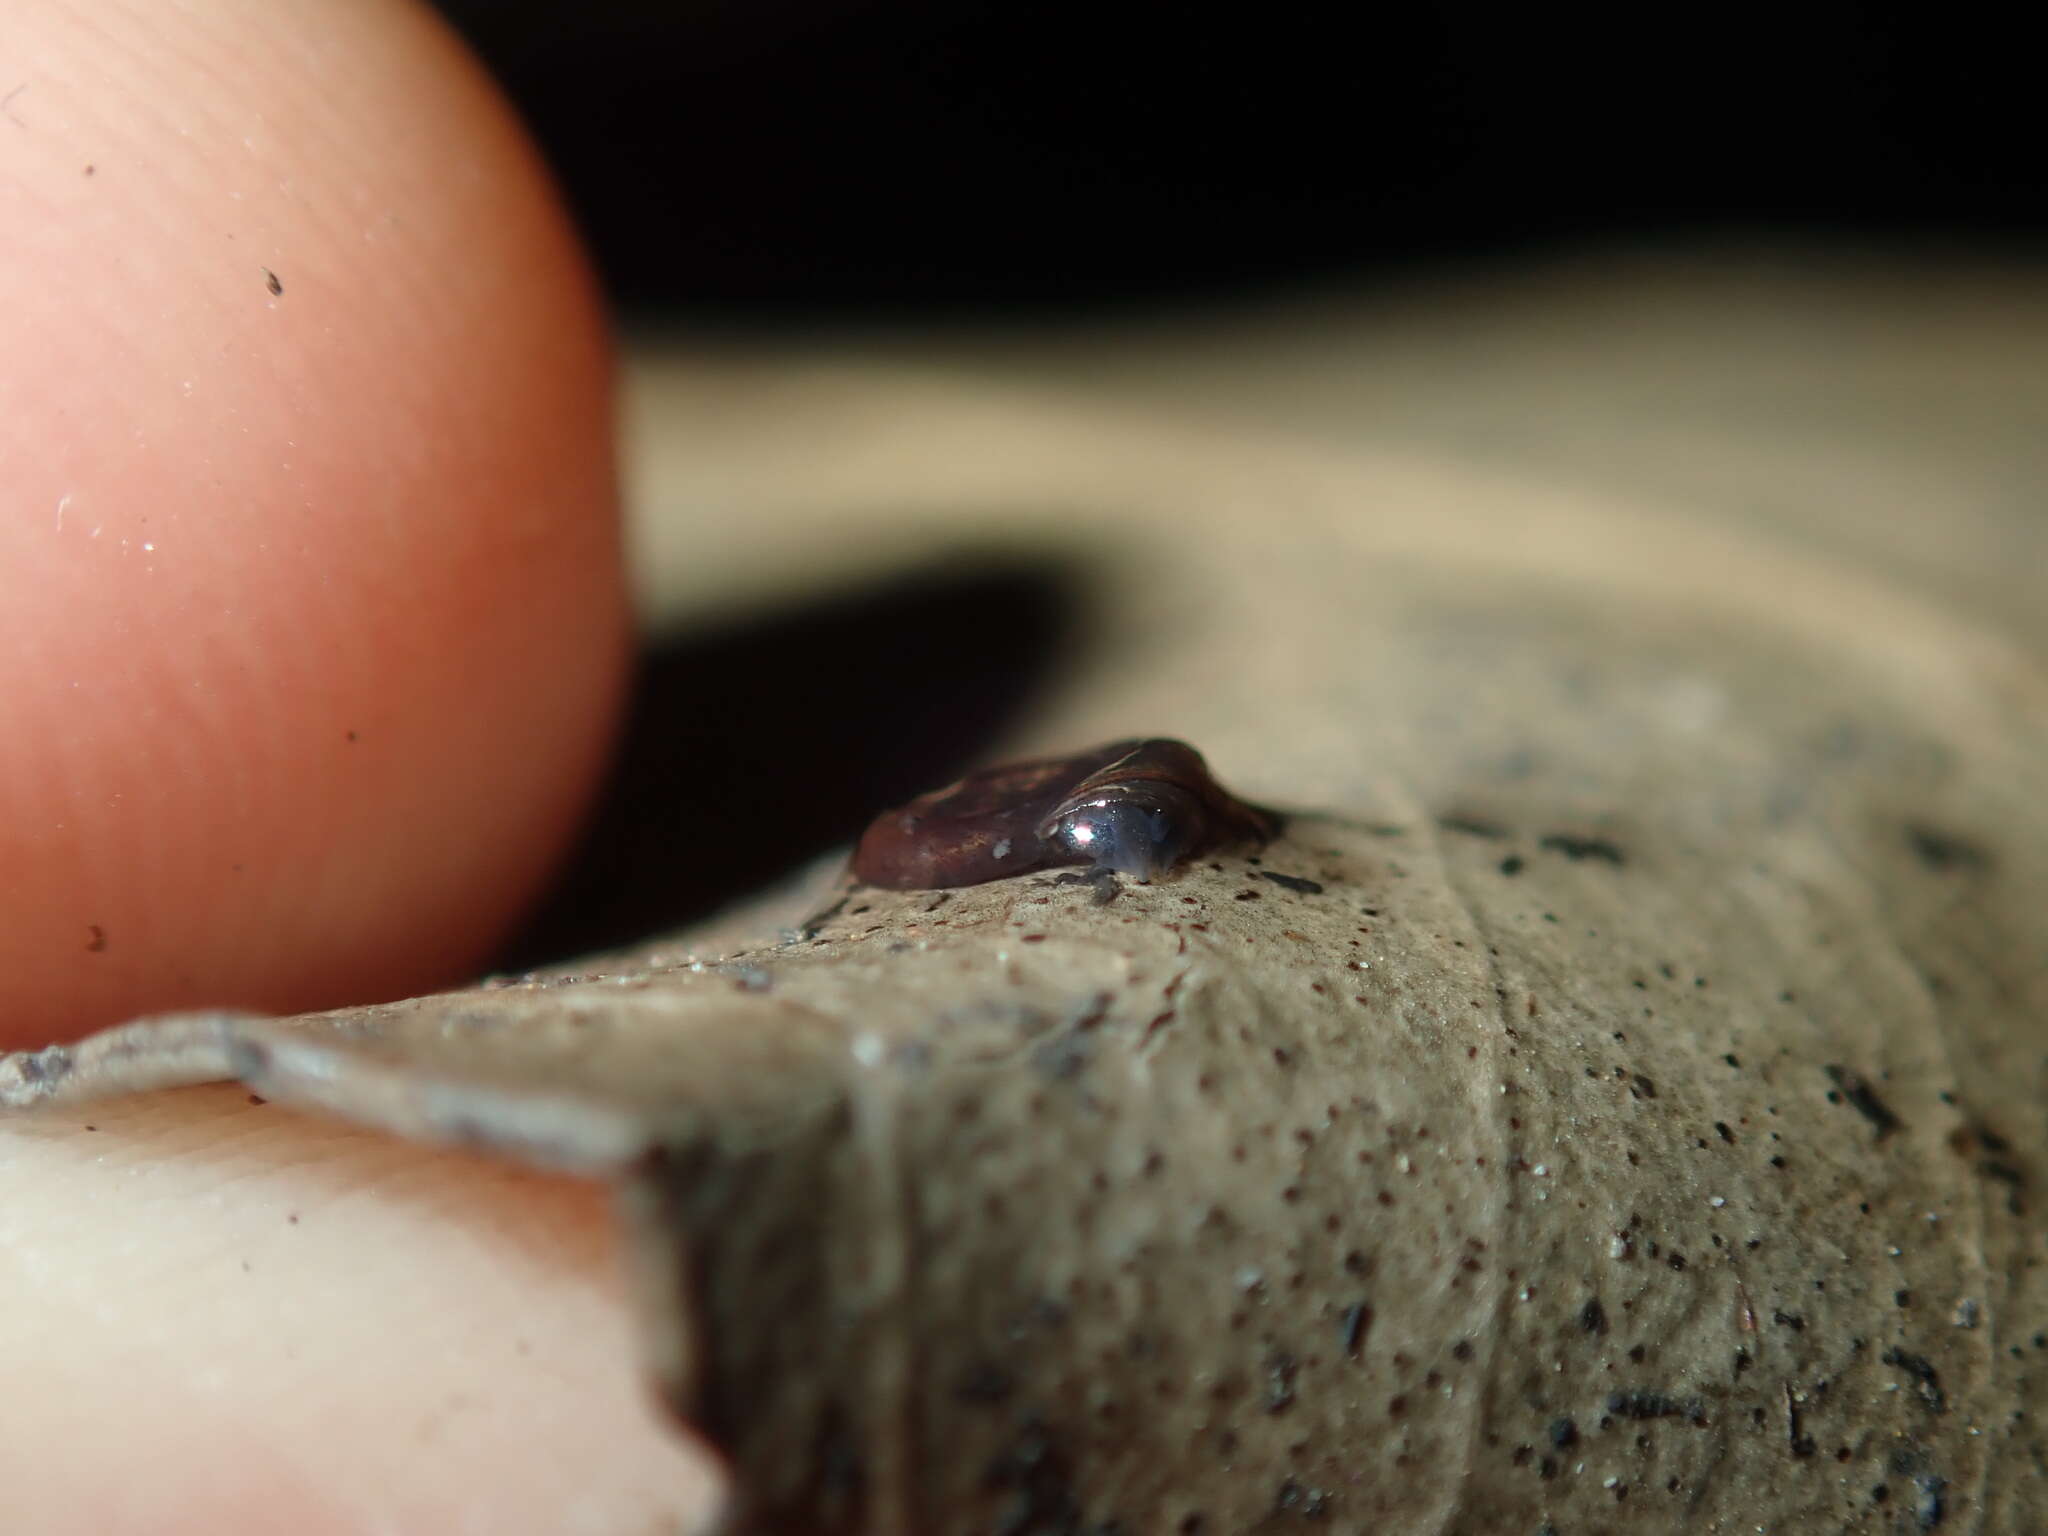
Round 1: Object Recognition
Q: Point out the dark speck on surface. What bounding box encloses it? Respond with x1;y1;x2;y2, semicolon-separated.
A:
1905;823;1989;873
1339;1301;1372;1357
794;894;850;940
1538;833;1626;865
1258;870;1324;895
1273;1477;1332;1518
1882;1347;1947;1413
1824;1065;1902;1137
263;267;283;296
1264;1350;1299;1413
1498;854;1525;876
954;1361;1017;1404
1605;1389;1706;1424
1438;814;1508;840
1916;1473;1948;1529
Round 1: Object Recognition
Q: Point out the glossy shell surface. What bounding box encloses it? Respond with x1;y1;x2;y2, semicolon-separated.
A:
850;738;1277;889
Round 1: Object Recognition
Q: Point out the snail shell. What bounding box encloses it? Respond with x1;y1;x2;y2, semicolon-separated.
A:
851;738;1278;890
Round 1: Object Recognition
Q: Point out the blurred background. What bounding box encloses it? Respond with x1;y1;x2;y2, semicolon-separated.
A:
456;1;2047;966
438;0;2041;318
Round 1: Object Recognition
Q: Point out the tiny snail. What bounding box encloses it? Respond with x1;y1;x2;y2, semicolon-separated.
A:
852;737;1279;889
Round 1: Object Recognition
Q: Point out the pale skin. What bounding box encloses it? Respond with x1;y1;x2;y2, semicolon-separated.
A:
0;1;720;1528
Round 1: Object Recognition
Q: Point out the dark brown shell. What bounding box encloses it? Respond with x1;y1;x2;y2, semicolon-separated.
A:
850;738;1277;889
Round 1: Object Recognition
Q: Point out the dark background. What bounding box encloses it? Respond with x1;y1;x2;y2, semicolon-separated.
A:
438;0;2040;320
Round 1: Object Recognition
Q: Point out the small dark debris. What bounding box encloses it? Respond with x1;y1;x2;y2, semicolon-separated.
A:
1499;854;1526;876
1714;1121;1734;1142
1578;1297;1608;1336
794;894;850;940
84;924;108;953
1264;1350;1299;1414
262;267;283;296
1882;1347;1947;1414
1773;1310;1805;1331
1339;1302;1373;1358
1785;1383;1816;1458
1824;1065;1901;1138
1272;1478;1332;1519
955;1361;1018;1404
1979;1159;2024;1188
1438;814;1509;840
1032;1032;1093;1080
1234;889;1263;902
1538;833;1625;865
1628;1074;1658;1100
1067;992;1114;1032
1258;870;1325;895
1052;867;1124;905
1916;1474;1948;1529
1905;824;1989;873
247;1093;266;1106
982;1420;1081;1536
1605;1390;1706;1424
1548;1417;1578;1449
